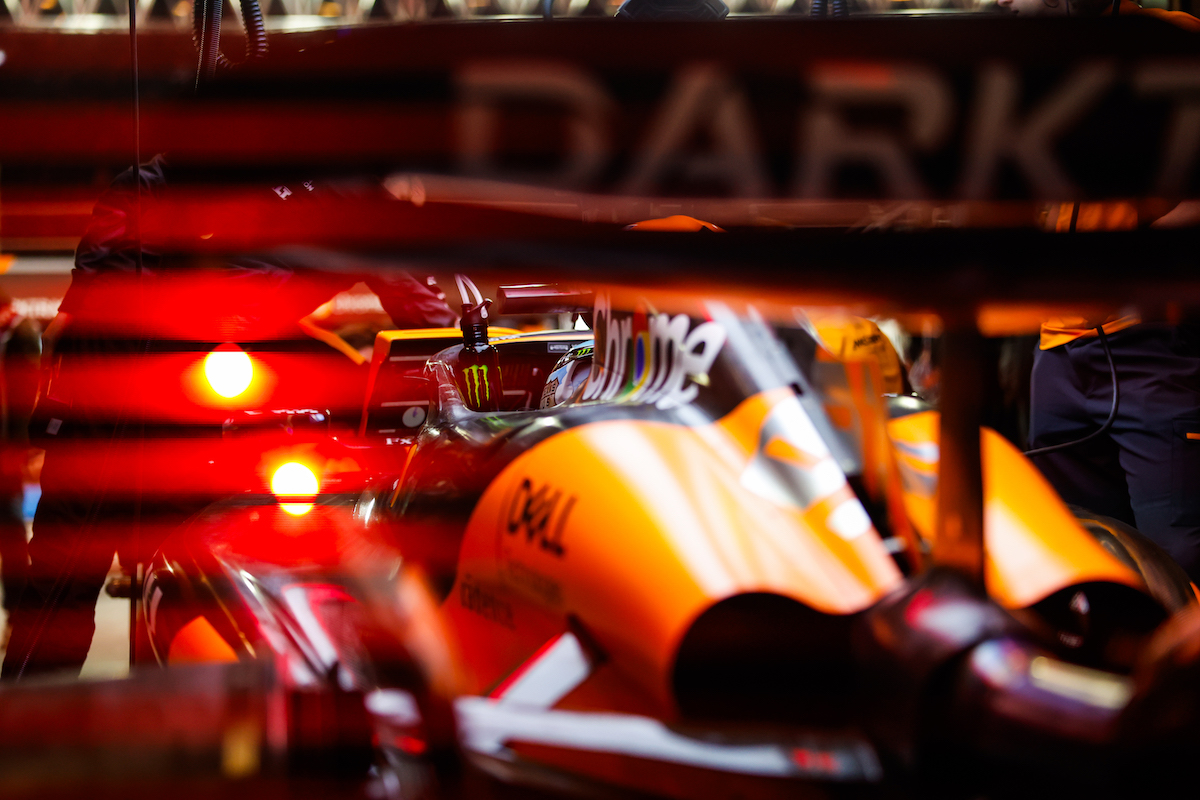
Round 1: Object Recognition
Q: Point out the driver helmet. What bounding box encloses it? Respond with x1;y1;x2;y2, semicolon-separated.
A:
540;341;594;409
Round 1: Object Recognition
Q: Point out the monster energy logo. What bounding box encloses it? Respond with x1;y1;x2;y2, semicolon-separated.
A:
463;364;493;407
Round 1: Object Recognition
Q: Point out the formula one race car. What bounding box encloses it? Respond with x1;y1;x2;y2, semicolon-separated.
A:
135;282;1200;799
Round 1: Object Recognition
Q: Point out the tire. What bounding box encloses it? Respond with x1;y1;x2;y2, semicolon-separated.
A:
1070;506;1196;614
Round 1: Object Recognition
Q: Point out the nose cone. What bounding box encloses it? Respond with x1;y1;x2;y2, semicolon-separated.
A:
456;390;902;713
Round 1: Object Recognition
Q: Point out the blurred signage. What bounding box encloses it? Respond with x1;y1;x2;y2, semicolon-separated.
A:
448;56;1199;201
0;16;1196;236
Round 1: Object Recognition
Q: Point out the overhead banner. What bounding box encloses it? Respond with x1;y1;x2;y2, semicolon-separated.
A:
0;16;1197;248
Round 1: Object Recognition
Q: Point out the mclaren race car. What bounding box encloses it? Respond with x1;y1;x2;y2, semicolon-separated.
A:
132;281;1200;799
6;1;1200;794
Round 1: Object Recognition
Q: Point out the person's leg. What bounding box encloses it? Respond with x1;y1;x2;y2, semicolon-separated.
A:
1108;325;1200;582
0;487;28;615
1;449;118;680
1028;340;1134;523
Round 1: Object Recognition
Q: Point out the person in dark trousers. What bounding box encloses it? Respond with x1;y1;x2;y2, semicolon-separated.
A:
1002;0;1200;581
1029;319;1200;581
0;292;40;642
1;157;456;680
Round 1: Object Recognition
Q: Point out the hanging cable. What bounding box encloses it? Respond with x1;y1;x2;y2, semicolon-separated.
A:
129;0;147;667
194;0;269;90
1025;326;1120;458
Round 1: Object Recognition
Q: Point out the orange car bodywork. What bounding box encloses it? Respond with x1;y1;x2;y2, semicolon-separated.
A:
433;332;1149;732
439;392;1143;724
888;410;1143;608
157;318;1149;715
443;386;902;716
134;306;1186;799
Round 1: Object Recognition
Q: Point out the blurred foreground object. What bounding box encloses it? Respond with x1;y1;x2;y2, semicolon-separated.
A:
0;290;40;630
2;155;455;681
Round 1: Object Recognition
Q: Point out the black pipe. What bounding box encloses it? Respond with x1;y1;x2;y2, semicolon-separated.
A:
194;0;268;90
240;0;270;63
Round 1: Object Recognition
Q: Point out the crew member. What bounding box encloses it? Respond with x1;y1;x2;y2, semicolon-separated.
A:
995;0;1200;581
1;158;455;679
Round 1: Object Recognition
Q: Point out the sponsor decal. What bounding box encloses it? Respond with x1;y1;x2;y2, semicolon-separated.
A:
583;294;726;409
460;574;515;629
13;297;62;320
539;376;560;409
505;477;573;558
503;560;564;608
462;363;496;407
852;332;882;349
